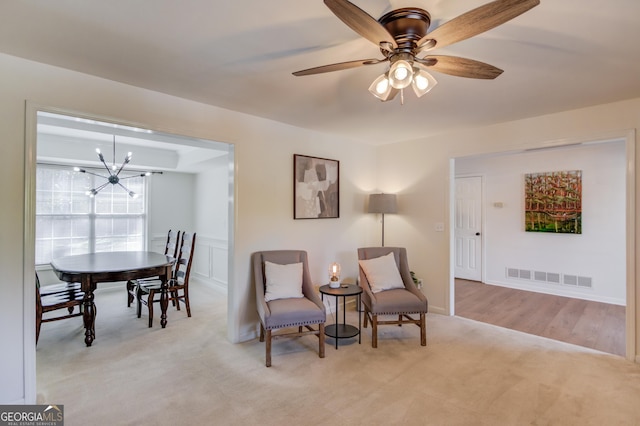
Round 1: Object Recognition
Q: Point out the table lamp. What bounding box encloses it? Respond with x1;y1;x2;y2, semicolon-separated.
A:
329;262;341;288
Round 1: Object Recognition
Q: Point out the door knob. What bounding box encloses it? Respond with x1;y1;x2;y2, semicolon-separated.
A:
475;232;481;236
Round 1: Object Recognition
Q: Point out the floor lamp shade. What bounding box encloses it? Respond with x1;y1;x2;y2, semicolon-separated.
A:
368;193;397;246
368;193;398;214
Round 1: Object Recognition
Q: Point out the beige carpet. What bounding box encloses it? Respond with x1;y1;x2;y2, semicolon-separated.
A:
36;281;640;425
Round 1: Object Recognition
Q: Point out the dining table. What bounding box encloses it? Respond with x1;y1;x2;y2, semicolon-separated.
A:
50;251;174;346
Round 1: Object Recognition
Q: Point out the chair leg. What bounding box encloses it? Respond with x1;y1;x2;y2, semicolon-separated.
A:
398;314;403;326
183;288;191;317
126;280;134;307
35;308;42;345
259;323;265;342
147;290;155;328
136;286;142;318
372;314;378;348
265;329;272;367
420;312;427;346
363;309;369;328
319;323;325;359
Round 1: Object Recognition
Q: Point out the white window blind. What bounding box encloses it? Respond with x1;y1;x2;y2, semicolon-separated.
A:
35;164;147;265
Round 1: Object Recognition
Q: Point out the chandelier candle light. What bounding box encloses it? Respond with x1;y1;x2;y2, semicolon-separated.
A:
74;135;161;198
329;262;341;288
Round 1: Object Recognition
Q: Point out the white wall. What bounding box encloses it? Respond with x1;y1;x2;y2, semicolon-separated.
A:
0;52;376;404
148;171;196;238
193;155;230;291
456;141;626;304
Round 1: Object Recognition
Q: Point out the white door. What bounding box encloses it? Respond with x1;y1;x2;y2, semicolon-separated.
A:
454;176;482;281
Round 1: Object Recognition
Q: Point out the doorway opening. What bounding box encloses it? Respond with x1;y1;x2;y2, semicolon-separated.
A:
450;137;633;358
25;106;235;398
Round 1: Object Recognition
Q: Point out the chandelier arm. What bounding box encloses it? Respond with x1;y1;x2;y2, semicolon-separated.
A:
92;181;111;194
97;155;114;176
117;182;137;197
114;158;130;177
78;169;110;179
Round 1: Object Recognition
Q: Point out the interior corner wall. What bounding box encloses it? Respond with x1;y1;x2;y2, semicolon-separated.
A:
193;155;230;291
455;141;626;305
0;52;376;404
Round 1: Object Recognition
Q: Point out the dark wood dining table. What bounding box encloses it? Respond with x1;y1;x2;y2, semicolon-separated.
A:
50;251;174;346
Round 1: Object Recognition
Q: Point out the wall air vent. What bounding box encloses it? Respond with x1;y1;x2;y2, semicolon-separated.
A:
507;268;519;278
563;274;578;286
547;273;561;284
519;269;532;280
577;276;593;288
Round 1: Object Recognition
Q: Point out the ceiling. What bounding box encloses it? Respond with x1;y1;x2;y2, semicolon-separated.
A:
2;0;640;145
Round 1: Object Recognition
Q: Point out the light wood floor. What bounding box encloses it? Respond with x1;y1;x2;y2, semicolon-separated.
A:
455;279;626;357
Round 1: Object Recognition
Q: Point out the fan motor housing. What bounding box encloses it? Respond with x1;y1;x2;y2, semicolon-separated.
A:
379;8;431;52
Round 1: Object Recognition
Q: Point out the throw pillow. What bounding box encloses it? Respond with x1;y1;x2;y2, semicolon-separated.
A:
359;252;405;293
264;261;304;302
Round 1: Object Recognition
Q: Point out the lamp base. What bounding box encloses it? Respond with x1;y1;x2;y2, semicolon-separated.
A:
329;280;341;289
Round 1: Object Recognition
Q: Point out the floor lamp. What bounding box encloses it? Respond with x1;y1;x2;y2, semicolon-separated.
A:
368;193;397;247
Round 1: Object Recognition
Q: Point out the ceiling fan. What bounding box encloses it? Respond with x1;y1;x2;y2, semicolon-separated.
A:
293;0;540;102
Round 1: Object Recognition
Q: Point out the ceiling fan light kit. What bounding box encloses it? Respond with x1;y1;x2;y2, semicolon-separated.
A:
293;0;540;103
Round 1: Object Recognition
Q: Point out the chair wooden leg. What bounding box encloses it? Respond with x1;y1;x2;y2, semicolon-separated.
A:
319;323;325;359
147;290;154;328
35;306;42;345
183;289;191;317
259;323;265;342
136;286;142;318
126;280;134;307
363;309;369;328
398;314;403;326
265;329;272;367
420;312;427;346
372;314;378;348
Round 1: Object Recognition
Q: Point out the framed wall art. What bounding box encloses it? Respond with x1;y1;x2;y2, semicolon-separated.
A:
293;154;339;219
524;170;582;234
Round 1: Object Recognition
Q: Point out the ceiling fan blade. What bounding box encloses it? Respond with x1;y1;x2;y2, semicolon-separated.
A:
420;55;503;79
417;0;540;51
324;0;398;49
292;58;385;76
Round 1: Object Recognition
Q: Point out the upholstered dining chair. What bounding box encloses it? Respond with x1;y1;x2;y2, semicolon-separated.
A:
127;229;181;307
36;273;85;344
136;232;196;327
252;250;326;367
357;247;428;348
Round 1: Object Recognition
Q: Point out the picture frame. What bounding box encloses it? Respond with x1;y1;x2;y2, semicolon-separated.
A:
293;154;339;219
524;170;582;234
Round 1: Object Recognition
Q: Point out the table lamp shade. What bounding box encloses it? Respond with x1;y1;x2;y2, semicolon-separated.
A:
368;193;397;214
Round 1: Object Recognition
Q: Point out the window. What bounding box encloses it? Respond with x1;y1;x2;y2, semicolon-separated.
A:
35;164;147;265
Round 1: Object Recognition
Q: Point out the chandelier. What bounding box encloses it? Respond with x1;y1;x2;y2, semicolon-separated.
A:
73;136;160;198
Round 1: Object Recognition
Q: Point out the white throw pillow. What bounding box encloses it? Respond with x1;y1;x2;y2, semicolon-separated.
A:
264;261;304;302
359;252;405;293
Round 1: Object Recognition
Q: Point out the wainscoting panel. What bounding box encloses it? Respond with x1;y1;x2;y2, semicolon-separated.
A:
149;233;228;293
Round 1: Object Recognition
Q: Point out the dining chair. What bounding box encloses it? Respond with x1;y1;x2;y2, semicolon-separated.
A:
357;247;428;348
127;229;181;307
36;273;85;344
252;250;326;367
136;232;196;327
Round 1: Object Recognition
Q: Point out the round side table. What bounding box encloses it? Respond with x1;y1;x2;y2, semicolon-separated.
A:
319;283;363;349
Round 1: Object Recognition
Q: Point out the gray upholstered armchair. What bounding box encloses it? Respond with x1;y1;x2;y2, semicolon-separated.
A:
357;247;428;348
252;250;326;367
